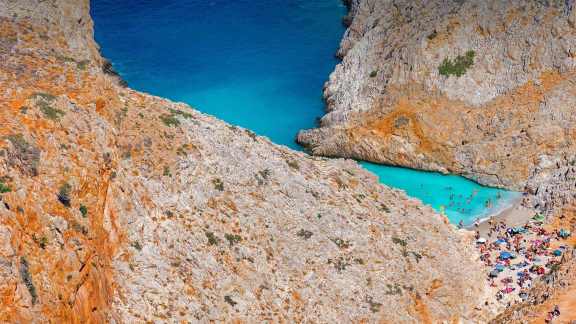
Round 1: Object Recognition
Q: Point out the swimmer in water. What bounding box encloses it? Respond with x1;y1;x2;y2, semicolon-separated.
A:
474;218;480;228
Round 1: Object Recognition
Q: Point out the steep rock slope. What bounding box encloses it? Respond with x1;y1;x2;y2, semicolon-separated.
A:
298;0;576;191
0;0;493;323
525;153;576;215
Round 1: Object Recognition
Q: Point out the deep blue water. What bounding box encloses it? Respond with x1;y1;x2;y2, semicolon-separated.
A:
91;0;519;224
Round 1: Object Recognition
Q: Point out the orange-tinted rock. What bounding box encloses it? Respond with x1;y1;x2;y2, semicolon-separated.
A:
0;1;500;322
298;1;576;191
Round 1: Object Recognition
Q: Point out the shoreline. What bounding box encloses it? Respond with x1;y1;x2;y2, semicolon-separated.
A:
466;195;535;237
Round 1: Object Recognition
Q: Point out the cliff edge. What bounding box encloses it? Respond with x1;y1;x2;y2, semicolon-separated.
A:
298;0;576;192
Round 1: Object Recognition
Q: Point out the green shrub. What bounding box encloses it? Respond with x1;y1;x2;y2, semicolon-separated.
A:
160;108;193;127
331;238;351;249
438;50;475;77
56;55;76;63
32;93;64;121
39;236;48;249
0;181;11;193
380;204;390;213
19;257;37;304
409;251;422;263
258;169;270;180
58;182;72;207
39;102;65;120
176;145;188;156
169;108;192;119
5;134;40;176
205;231;220;246
296;229;313;240
33;235;48;249
79;205;88;218
71;221;88;235
392;237;407;247
384;283;402;295
160;114;180;127
224;295;237;306
224;233;242;246
77;60;90;70
131;241;142;251
245;129;258;141
329;256;350;272
366;296;382;313
31;93;56;101
286;159;300;171
212;178;224;191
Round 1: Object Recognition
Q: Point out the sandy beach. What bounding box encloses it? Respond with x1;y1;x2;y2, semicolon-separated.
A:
467;196;535;237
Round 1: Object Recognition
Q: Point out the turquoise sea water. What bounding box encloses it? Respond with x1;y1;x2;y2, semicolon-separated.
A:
91;0;519;224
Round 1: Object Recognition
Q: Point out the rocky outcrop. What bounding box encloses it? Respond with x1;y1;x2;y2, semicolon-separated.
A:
298;0;576;191
524;154;576;216
0;0;495;322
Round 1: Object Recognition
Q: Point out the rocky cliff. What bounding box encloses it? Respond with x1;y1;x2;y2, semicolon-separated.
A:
525;153;576;216
0;0;495;322
298;0;576;191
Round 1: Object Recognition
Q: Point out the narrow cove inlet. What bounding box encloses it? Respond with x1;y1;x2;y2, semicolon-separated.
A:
91;0;519;224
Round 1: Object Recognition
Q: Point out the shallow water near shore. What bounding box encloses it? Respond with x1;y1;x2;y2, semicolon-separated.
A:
91;0;519;224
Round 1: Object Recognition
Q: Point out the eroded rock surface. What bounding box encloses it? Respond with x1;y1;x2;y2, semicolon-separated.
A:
0;0;494;322
298;0;576;191
525;154;576;216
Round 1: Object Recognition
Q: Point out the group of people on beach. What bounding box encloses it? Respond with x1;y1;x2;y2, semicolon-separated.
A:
472;215;571;312
545;305;561;323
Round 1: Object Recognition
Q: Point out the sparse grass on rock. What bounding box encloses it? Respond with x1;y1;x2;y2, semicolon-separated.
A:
438;50;475;77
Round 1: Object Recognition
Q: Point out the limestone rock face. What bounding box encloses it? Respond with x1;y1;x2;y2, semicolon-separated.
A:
298;0;576;191
525;153;576;215
0;0;493;322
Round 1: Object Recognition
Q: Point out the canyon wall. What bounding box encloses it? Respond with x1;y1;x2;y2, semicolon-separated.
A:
298;0;576;191
0;0;495;322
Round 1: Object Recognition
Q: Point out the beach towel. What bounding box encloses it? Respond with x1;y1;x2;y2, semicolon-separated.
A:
501;287;515;294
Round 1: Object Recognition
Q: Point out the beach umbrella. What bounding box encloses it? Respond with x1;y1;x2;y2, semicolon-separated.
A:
559;229;571;239
476;238;486;244
517;271;525;277
495;264;505;272
499;251;515;260
489;270;499;278
553;249;562;256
